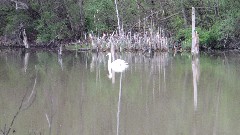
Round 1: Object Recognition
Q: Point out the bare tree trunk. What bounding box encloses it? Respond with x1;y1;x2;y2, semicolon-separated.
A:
192;7;195;50
63;0;75;34
136;0;141;31
114;0;121;35
191;7;199;55
214;0;219;17
78;0;85;38
181;0;188;27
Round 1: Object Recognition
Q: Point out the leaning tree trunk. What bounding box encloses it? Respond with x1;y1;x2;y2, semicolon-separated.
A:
22;28;29;48
11;0;29;48
114;0;121;35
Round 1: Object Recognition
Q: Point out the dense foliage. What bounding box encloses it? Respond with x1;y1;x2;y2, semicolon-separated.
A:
0;0;239;48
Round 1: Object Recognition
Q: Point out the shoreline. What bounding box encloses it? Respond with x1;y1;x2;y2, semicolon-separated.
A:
0;37;239;53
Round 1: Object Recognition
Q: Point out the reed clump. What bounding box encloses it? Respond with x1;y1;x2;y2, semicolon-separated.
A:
67;28;169;53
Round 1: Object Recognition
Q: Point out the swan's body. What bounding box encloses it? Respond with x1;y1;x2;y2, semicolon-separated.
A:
109;59;129;72
107;53;128;78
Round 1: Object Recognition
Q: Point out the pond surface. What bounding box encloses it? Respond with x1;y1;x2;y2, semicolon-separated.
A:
0;50;240;135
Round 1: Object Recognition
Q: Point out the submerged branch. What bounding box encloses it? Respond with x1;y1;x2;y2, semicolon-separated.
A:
22;70;38;111
1;68;38;135
5;87;29;135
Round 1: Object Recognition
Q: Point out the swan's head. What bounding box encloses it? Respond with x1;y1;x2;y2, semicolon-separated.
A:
106;53;111;57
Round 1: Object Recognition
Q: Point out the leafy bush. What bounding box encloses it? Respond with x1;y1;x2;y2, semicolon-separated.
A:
5;11;31;34
84;0;115;33
36;12;70;43
176;28;191;49
170;15;185;33
176;27;214;48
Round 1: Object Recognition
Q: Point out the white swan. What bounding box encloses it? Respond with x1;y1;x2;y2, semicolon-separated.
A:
107;53;129;78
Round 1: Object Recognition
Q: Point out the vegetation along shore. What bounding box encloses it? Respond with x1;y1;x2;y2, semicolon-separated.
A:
0;0;239;52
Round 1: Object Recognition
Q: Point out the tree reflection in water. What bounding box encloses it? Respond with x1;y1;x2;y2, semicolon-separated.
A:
192;55;200;111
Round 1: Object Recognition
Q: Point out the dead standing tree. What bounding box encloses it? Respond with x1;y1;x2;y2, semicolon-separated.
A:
10;0;29;49
191;7;199;55
114;0;121;36
191;7;200;112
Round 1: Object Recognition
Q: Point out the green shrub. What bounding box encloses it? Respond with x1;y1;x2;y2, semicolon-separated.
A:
84;0;115;33
36;12;70;43
176;28;191;49
176;27;215;48
5;11;31;34
170;15;184;33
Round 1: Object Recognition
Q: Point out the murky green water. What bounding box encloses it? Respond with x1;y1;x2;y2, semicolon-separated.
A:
0;50;240;135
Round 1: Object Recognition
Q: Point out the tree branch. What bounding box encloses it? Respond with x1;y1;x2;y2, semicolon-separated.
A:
10;0;28;10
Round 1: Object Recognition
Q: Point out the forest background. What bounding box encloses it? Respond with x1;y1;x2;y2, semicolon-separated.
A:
0;0;239;49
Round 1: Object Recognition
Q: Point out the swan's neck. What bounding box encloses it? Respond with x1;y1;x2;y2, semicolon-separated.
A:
108;54;112;63
108;54;112;78
108;54;112;69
